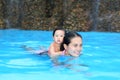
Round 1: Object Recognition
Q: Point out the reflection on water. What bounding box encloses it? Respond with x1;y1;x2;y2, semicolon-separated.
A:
0;29;120;80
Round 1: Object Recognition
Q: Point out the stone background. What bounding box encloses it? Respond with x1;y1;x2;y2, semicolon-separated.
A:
0;0;120;32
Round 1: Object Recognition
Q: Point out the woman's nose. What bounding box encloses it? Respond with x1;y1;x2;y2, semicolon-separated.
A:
77;46;82;52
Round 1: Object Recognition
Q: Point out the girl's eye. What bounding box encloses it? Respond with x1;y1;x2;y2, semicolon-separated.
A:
60;35;64;37
55;35;58;37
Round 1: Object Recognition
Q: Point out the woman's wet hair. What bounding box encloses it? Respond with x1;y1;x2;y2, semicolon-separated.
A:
60;31;82;50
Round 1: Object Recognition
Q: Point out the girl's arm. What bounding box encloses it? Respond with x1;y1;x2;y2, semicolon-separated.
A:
49;43;62;57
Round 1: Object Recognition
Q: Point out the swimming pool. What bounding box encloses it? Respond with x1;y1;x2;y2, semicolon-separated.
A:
0;29;120;80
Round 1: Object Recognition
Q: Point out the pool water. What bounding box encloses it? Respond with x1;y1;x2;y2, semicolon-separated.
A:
0;29;120;80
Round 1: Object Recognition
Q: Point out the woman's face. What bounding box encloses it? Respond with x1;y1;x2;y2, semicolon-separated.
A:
65;36;82;57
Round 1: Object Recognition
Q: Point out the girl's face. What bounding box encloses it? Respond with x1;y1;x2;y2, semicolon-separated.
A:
65;36;82;56
53;30;65;44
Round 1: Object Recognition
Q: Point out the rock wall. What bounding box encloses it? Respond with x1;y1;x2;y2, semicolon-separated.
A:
0;0;120;32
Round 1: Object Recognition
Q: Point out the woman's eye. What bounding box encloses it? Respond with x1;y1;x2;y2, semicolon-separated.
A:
80;44;82;47
74;44;78;47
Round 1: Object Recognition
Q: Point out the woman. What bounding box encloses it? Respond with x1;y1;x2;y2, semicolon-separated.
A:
61;31;82;57
52;31;82;65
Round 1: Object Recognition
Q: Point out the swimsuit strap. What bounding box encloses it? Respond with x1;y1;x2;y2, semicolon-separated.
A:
62;50;65;55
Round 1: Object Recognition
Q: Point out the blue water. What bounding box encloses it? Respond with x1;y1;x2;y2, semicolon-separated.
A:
0;29;120;80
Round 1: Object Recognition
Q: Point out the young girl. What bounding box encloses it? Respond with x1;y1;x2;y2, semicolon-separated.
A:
48;27;66;62
22;27;66;56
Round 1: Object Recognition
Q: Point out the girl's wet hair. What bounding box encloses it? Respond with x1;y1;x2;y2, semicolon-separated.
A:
53;27;66;36
60;31;82;50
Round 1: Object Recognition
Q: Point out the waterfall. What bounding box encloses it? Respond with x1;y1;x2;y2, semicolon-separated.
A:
4;0;23;28
17;0;24;28
4;0;13;28
90;0;100;31
5;19;10;28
